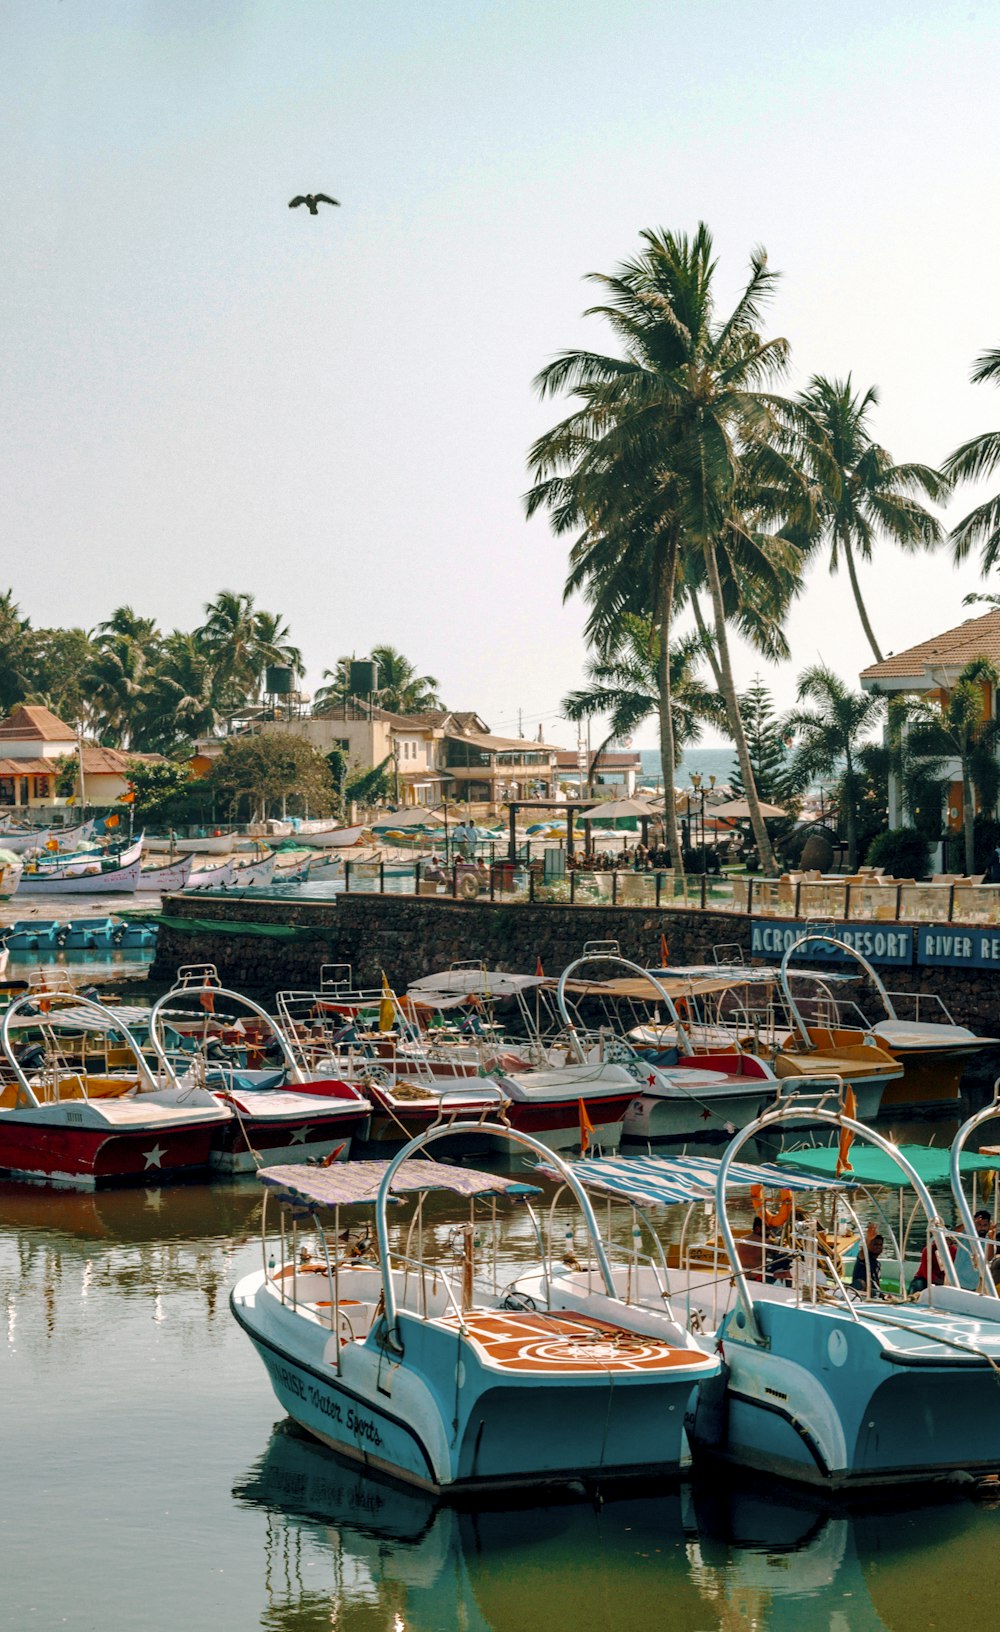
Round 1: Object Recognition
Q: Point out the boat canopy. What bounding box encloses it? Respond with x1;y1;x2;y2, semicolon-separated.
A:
545;1153;845;1209
778;1143;1000;1189
560;973;779;1002
4;1002;152;1034
257;1159;541;1212
406;970;550;1000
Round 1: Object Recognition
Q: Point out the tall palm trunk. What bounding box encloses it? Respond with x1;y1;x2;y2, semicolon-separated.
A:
840;529;884;664
657;552;685;873
961;756;976;875
701;535;779;875
688;590;724;689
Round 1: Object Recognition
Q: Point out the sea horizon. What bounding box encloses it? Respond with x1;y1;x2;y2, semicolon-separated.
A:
638;746;738;790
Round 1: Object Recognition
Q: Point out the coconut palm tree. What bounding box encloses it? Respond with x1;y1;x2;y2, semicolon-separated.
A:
528;224;811;874
945;349;1000;575
253;609;304;692
796;376;947;663
134;632;228;752
904;657;1000;874
369;646;442;715
0;590;33;713
95;607;162;649
562;620;726;787
85;633;151;747
785;666;886;870
198;591;301;705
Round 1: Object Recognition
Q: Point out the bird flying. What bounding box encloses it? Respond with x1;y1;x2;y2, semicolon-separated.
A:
289;193;340;215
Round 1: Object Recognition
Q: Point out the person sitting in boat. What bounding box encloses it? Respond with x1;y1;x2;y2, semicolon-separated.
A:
851;1233;883;1298
736;1219;792;1284
952;1211;996;1289
910;1233;957;1293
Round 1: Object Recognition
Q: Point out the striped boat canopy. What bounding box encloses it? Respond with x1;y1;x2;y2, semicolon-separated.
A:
258;1160;540;1212
548;1154;847;1209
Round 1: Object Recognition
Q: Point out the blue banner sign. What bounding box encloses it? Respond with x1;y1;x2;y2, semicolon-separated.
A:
918;928;1000;969
749;920;914;966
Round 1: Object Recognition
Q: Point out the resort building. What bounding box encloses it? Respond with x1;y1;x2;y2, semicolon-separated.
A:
0;704;159;810
554;746;643;796
860;608;1000;847
193;702;562;808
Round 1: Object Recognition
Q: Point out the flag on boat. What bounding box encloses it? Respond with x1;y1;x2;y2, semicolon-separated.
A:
320;1142;347;1167
836;1085;857;1176
105;814;120;829
578;1098;594;1155
379;973;395;1033
536;956;545;977
199;989;215;1015
660;933;669;965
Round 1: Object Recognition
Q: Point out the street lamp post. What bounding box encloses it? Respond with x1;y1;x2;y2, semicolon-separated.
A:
689;772;716;872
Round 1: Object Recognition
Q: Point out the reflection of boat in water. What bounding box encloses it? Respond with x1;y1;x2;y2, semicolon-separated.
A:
235;1420;992;1632
0;1173;262;1245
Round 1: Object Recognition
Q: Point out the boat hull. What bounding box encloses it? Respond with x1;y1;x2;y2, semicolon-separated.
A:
233;1284;711;1493
0;1112;218;1188
689;1297;1000;1489
210;1097;368;1173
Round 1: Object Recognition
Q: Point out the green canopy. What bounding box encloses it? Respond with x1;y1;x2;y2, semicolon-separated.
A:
778;1143;1000;1190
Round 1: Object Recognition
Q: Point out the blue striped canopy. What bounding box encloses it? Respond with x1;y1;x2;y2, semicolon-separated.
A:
552;1153;845;1209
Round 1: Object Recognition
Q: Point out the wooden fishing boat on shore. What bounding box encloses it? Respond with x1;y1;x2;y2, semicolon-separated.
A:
18;853;143;894
0;818;95;854
137;853;195;892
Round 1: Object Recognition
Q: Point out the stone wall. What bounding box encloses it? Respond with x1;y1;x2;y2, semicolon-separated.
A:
150;892;1000;1033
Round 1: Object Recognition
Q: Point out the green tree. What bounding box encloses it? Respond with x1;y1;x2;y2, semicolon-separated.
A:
730;677;805;809
369;646;442;715
206;734;337;822
945;348;1000;574
562;620;725;795
904;658;1000;874
24;626;96;726
86;631;153;747
134;632;228;753
785;666;886;870
198;592;302;705
528;225;812;875
0;590;34;713
125;758;203;825
796;377;946;663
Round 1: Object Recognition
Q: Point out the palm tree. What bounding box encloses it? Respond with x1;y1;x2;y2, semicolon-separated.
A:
945;348;1000;575
369;646;442;715
785;666;885;871
313;657;353;714
0;590;33;713
95;607;161;648
253;609;304;691
134;632;228;752
85;634;151;747
796;376;946;663
198;591;262;703
904;658;1000;874
529;224;811;874
562;620;725;796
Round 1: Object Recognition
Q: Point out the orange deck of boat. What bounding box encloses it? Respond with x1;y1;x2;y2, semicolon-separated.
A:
436;1309;713;1373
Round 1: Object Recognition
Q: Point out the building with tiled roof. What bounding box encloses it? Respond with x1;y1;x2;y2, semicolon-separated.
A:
859;609;1000;689
859;609;1000;855
0;704;162;812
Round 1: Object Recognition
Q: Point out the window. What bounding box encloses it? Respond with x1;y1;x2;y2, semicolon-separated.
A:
32;777;50;799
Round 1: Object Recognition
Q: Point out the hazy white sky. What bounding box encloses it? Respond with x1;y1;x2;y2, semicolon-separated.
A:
3;1;1000;749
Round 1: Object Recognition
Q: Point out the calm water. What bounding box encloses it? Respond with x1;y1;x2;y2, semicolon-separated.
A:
3;1175;999;1631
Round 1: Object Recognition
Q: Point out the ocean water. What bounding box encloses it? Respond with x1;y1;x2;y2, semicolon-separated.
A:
639;746;737;790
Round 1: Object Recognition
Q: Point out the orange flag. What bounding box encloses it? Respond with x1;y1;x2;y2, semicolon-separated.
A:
578;1098;594;1156
536;956;545;978
321;1142;347;1167
836;1084;857;1176
199;989;215;1015
105;814;120;829
660;933;670;967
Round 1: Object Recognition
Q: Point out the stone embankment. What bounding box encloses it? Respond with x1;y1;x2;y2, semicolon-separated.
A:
151;892;1000;1034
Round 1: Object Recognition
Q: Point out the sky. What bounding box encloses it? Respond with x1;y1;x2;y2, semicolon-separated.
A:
3;0;1000;750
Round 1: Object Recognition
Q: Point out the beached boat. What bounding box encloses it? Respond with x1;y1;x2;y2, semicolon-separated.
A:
163;833;237;855
230;1123;720;1493
136;853;195;892
231;852;276;887
299;824;366;848
0;819;95;854
147;975;372;1171
0;850;23;900
185;859;237;890
779;933;998;1109
0;989;231;1187
17;856;142;895
530;1092;1000;1490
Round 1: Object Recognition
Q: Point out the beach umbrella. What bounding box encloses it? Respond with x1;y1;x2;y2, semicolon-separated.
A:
370;807;446;832
710;797;787;820
582;796;657;823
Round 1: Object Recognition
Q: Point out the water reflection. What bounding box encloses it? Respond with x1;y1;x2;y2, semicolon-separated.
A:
234;1422;997;1632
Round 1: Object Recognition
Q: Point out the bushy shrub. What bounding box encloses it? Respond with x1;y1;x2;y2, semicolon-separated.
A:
865;827;931;880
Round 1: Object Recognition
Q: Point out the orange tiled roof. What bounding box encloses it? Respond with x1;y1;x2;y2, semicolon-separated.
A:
0;704;75;741
859;610;1000;681
0;758;55;776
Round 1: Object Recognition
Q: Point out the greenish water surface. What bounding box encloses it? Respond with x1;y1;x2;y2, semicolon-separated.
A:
2;1177;998;1631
